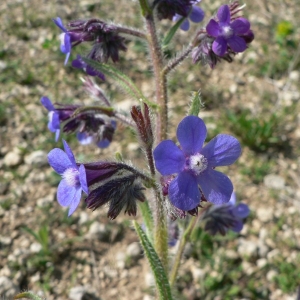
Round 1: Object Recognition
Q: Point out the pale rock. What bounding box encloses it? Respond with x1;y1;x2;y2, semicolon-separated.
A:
256;207;274;222
229;83;238;94
3;150;22;167
241;261;255;275
24;150;48;166
267;249;280;262
87;222;110;242
264;174;285;190
256;258;267;268
143;295;155;300
225;249;239;259
127;143;140;152
190;265;205;281
69;286;100;300
145;272;155;288
0;266;11;277
79;211;89;224
37;194;54;207
0;235;12;246
289;70;300;81
126;242;142;259
30;242;42;253
116;252;126;269
258;241;269;258
238;238;257;257
0;276;18;298
267;270;278;281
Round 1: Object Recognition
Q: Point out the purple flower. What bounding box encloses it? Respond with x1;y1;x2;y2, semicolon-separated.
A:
206;5;250;56
173;1;205;31
72;55;105;80
153;116;241;211
202;192;250;235
41;96;61;141
40;96;116;148
48;140;88;216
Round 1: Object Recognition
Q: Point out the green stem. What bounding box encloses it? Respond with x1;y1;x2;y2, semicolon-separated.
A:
138;201;154;243
169;215;199;287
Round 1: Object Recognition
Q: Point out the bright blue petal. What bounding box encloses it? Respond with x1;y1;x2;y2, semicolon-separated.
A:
189;6;205;23
231;219;243;232
229;192;236;205
48;111;60;132
206;19;220;37
57;179;75;207
176;116;207;156
232;203;250;219
41;96;54;111
201;134;241;167
68;188;82;216
55;129;60;142
168;171;200;211
212;36;227;56
231;18;250;35
97;139;110;148
62;140;77;168
53;17;67;32
217;5;230;24
77;132;93;145
153;140;185;175
198;169;233;204
227;35;247;53
48;148;72;174
180;19;190;31
79;164;89;195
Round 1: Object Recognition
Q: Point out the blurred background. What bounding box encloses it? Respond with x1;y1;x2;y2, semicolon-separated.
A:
0;0;299;299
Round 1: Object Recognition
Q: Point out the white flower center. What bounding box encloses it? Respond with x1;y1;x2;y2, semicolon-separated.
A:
189;154;208;175
63;168;80;187
222;25;233;38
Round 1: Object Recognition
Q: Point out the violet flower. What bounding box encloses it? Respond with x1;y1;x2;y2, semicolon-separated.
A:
153;116;241;211
72;55;105;80
173;1;205;31
48;140;88;216
206;5;250;56
203;192;250;235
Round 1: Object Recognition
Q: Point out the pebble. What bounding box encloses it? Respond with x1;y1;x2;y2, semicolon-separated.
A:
145;272;155;288
30;242;42;253
238;239;258;257
79;211;89;225
256;258;267;268
289;70;300;82
69;286;100;300
24;150;48;167
0;276;19;298
263;174;285;190
256;207;274;223
126;242;142;259
3;149;22;167
267;249;280;263
266;270;278;281
87;222;110;242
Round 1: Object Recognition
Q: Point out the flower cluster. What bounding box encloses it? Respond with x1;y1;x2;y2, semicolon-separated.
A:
154;116;241;212
53;17;127;66
41;96;116;148
192;1;254;68
48;141;146;218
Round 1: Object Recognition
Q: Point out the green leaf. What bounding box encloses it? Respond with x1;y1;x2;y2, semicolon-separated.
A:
138;201;154;243
14;292;44;300
162;17;186;48
133;221;173;300
82;58;158;110
188;91;202;116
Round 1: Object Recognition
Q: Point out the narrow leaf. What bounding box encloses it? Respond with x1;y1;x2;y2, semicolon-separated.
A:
188;91;203;116
138;201;154;243
162;17;186;48
14;292;43;300
133;221;173;300
82;58;158;110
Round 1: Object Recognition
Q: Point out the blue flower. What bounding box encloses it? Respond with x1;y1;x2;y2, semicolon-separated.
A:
40;96;61;141
206;5;250;56
173;1;205;31
153;116;241;211
48;140;88;216
203;192;250;235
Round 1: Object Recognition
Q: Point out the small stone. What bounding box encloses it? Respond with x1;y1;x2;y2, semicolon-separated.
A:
116;252;126;269
289;70;299;82
0;276;19;298
24;150;48;167
264;174;285;190
256;258;267;268
145;272;155;288
37;194;54;207
69;286;100;300
267;249;280;262
87;222;110;242
30;242;42;253
238;239;257;257
79;212;89;225
256;207;274;223
190;265;205;281
241;261;255;275
225;249;239;259
0;236;12;246
258;241;269;258
266;270;278;281
3;150;22;167
126;242;142;259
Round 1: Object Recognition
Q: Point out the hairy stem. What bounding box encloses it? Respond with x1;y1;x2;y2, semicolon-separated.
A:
115;25;148;40
169;215;199;287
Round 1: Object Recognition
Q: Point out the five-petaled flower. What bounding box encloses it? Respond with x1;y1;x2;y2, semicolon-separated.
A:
173;0;205;31
206;4;251;56
153;116;241;211
48;140;88;216
203;192;250;235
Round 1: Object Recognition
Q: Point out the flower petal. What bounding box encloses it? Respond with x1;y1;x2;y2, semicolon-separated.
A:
55;129;60;142
189;6;205;23
198;169;233;204
41;96;54;111
228;35;247;53
153;140;185;175
180;19;190;31
176;116;207;156
232;203;250;219
57;179;75;207
201;134;241;167
217;5;230;24
48;111;60;132
48;148;72;174
229;192;236;205
79;164;88;195
53;17;67;32
206;19;220;37
231;18;250;35
97;139;110;148
62;140;77;168
77;132;93;145
169;171;200;211
212;36;227;56
68;188;82;216
231;219;243;232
